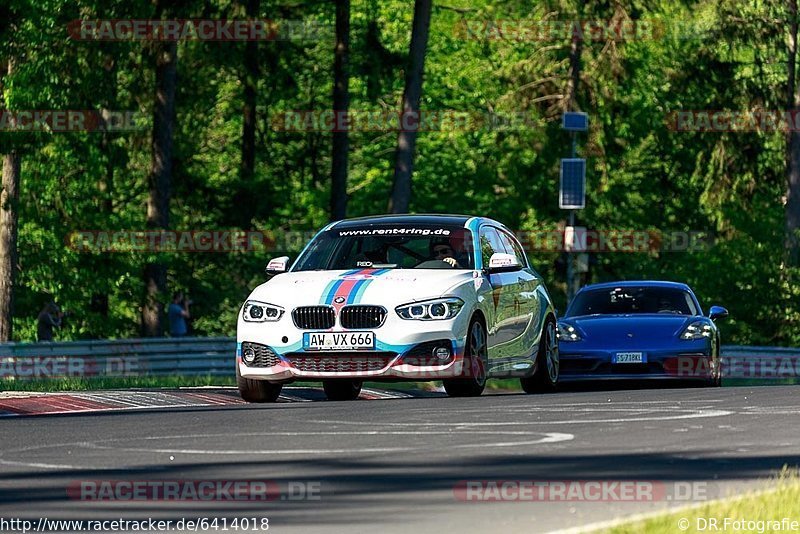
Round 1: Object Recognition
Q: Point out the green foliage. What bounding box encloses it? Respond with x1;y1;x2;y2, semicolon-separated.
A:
1;0;797;345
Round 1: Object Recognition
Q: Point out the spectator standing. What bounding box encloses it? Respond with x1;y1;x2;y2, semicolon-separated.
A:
37;302;63;342
168;292;191;337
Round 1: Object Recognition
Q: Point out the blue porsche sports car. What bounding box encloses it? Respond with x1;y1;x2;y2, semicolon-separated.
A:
557;281;728;385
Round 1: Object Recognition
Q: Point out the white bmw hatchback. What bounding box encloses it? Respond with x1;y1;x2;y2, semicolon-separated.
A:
236;214;559;401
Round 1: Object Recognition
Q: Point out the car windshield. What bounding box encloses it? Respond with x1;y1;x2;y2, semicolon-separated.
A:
568;286;699;316
293;225;475;271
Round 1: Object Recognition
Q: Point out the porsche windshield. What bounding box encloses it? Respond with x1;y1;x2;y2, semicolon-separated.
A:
293;226;475;271
568;286;699;316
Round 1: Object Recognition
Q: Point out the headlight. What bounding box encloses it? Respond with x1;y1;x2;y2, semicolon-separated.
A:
557;322;581;342
680;320;713;340
396;297;464;321
242;300;284;322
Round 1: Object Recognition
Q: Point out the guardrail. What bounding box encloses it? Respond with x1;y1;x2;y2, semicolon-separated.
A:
0;337;235;379
0;339;798;380
717;345;800;380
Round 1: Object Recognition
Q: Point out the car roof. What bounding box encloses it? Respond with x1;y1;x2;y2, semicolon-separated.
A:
577;280;693;293
330;214;475;229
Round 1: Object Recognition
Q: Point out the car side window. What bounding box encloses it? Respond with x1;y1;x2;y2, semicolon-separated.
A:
683;292;700;316
497;229;528;268
478;227;504;268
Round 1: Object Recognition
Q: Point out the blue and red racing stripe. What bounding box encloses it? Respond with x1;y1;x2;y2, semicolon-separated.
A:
319;268;391;305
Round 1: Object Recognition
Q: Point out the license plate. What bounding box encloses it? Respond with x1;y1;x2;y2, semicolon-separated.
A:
613;352;646;364
303;332;375;351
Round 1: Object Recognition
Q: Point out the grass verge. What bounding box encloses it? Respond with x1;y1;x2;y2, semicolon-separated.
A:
607;468;800;533
0;376;236;392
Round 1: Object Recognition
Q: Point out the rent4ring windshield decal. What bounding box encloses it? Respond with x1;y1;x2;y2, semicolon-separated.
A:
337;228;453;236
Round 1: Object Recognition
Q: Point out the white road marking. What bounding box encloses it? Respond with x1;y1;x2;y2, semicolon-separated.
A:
277;394;313;402
0;431;574;468
361;388;415;399
308;408;733;426
452;433;574;448
0;459;86;470
79;431;573;454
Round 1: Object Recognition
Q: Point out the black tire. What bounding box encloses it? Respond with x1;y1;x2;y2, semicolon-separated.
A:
323;379;363;401
708;356;722;388
443;318;488;397
520;317;559;394
709;340;723;387
236;363;283;402
704;371;722;388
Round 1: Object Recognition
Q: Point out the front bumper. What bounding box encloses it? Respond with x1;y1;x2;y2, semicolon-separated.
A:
237;308;471;382
559;346;716;382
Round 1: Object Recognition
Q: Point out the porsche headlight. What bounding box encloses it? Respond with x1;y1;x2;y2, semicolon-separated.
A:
243;300;284;322
557;322;581;342
680;320;713;340
396;297;464;321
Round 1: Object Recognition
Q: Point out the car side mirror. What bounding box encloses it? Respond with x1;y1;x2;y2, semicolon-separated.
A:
265;256;290;276
486;252;521;274
708;305;728;321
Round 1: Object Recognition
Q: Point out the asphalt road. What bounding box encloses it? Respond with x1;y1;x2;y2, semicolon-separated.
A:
1;385;799;533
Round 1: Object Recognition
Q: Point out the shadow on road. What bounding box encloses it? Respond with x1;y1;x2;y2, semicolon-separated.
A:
1;450;797;526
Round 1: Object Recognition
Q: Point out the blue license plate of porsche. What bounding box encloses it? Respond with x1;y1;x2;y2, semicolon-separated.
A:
613;352;646;364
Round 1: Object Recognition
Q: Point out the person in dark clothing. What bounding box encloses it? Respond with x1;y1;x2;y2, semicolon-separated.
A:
168;292;191;337
37;302;64;342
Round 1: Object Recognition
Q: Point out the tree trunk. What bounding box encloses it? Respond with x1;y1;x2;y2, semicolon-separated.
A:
564;0;584;111
93;46;117;322
0;58;19;342
226;0;264;226
388;0;432;214
241;0;258;183
786;0;800;266
330;0;350;221
0;151;20;342
142;38;177;337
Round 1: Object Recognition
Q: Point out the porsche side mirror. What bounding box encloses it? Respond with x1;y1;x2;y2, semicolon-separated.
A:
708;305;728;321
265;256;290;277
487;252;521;274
